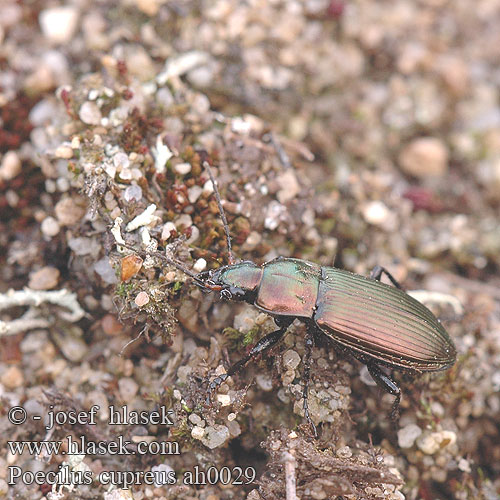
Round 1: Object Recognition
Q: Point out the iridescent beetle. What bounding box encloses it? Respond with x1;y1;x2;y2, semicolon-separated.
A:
139;163;456;434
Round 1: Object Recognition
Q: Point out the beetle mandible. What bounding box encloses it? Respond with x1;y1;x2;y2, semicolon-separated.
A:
141;162;457;434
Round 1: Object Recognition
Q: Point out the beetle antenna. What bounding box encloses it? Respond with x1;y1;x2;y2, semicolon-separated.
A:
203;161;236;265
116;241;218;292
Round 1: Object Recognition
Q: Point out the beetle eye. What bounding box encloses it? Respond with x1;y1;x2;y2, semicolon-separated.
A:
220;289;232;300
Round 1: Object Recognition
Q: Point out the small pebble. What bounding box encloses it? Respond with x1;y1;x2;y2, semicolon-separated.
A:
57;335;88;362
281;369;295;386
193;258;207;272
187;185;203;203
397;424;422;448
276;170;300;203
39;6;79;44
69;236;99;256
41;216;60;237
200;425;230;449
135;0;161;16
362;200;391;226
161;222;176;240
55;197;86;225
174;162;192;175
28;266;60;290
1;366;24;389
399;137;449;178
118;377;139;402
56;177;70;192
79;101;102;125
217;394;231;406
101;314;123;336
458;458;471;473
191;426;205;440
175;213;193;229
124;185;142;202
336;446;352;458
113;152;130;170
282;349;301;370
416;430;457;454
94;258;118;284
242;231;261;251
54;145;73;159
121;254;143;281
151;464;175;488
188;414;203;426
255;374;273;391
0;151;22;180
227;419;241;438
135;291;150;307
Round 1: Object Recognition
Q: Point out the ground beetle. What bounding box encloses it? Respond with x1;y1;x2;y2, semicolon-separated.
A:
132;163;457;434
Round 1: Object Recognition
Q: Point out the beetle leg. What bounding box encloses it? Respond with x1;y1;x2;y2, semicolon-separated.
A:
206;323;290;403
302;328;317;437
366;362;401;420
369;265;402;289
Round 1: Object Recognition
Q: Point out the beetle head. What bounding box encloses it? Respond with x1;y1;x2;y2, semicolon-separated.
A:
198;261;262;301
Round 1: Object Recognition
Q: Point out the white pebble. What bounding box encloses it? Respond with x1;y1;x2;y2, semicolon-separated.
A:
458;458;471;473
79;101;102;125
200;425;230;449
0;151;22;180
188;185;203;203
186;225;200;245
161;222;176;240
193;258;207;272
188;414;203;426
54;145;73;159
124;185;142;202
397;424;422;448
88;89;99;100
399;137;449;178
113;152;130;170
191;426;205;440
174;162;192;175
203;179;214;193
362;200;391;226
39;6;79;44
56;177;70;192
41;216;60;237
151;464;175;488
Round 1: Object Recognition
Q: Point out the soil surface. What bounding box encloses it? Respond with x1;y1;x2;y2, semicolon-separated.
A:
1;1;499;499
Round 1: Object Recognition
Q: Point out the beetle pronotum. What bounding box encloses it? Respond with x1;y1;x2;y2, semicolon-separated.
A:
124;162;457;435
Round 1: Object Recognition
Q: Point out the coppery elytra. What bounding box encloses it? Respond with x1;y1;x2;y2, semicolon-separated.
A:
125;162;457;436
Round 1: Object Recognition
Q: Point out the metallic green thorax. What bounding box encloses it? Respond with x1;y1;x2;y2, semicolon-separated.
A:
218;261;262;291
